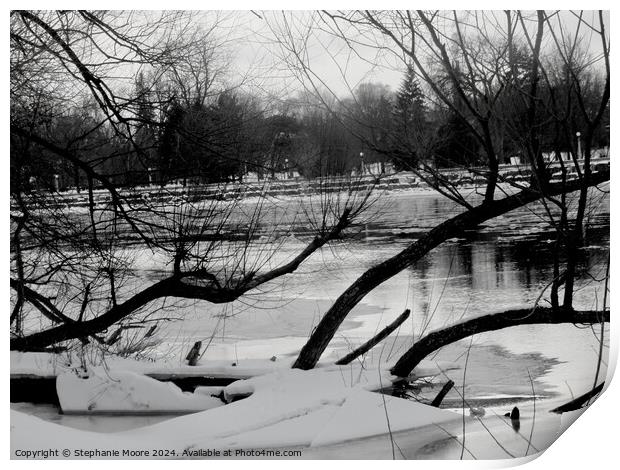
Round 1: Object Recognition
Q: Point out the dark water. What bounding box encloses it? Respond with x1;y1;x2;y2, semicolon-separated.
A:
262;188;609;323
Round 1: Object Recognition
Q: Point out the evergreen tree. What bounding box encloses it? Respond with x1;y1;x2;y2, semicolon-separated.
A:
394;65;426;130
392;65;428;168
434;110;480;168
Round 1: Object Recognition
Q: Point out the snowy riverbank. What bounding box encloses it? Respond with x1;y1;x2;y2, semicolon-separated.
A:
11;359;594;460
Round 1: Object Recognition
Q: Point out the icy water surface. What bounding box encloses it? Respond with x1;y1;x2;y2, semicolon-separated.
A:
131;187;609;398
15;186;610;432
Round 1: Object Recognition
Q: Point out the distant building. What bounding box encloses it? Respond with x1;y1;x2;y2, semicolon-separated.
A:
244;172;260;183
351;161;394;177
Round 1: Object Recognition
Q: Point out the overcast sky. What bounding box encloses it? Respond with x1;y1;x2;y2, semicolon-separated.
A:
202;10;609;101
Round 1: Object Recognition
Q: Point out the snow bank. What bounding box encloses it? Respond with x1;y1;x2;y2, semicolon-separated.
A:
559;407;587;435
194;386;225;397
128;365;458;451
14;365;463;458
11;351;290;379
57;370;223;413
11;351;68;377
310;389;460;447
12;351;457;381
12;410;109;452
207;406;340;449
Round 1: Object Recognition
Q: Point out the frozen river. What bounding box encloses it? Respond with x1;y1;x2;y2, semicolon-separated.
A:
136;186;610;403
13;185;610;433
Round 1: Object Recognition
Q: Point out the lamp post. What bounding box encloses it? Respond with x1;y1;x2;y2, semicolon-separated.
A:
360;152;365;175
576;132;582;160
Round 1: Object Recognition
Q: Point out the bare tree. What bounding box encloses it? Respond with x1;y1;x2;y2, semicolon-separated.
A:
265;10;610;372
10;11;377;352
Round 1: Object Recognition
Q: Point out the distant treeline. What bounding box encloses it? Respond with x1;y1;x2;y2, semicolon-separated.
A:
12;63;609;194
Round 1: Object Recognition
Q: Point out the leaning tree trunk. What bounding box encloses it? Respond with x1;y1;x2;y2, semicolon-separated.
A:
292;174;609;370
390;307;609;377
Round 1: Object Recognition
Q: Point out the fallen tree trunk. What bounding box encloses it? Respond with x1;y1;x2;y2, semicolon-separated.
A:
550;382;605;414
390;307;609;378
431;379;455;407
335;309;410;365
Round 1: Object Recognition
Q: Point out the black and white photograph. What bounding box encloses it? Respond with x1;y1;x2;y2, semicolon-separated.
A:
9;7;612;461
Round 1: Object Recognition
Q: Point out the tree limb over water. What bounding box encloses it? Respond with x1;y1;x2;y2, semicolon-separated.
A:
10;207;355;351
390;307;610;378
293;171;609;370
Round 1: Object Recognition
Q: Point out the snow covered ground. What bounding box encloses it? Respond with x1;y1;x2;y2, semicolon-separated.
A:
56;370;224;414
11;360;591;460
12;364;466;459
12;347;604;460
11;349;458;412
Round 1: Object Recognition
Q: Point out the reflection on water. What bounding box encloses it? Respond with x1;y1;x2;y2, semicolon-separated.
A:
279;190;609;328
145;188;608;358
